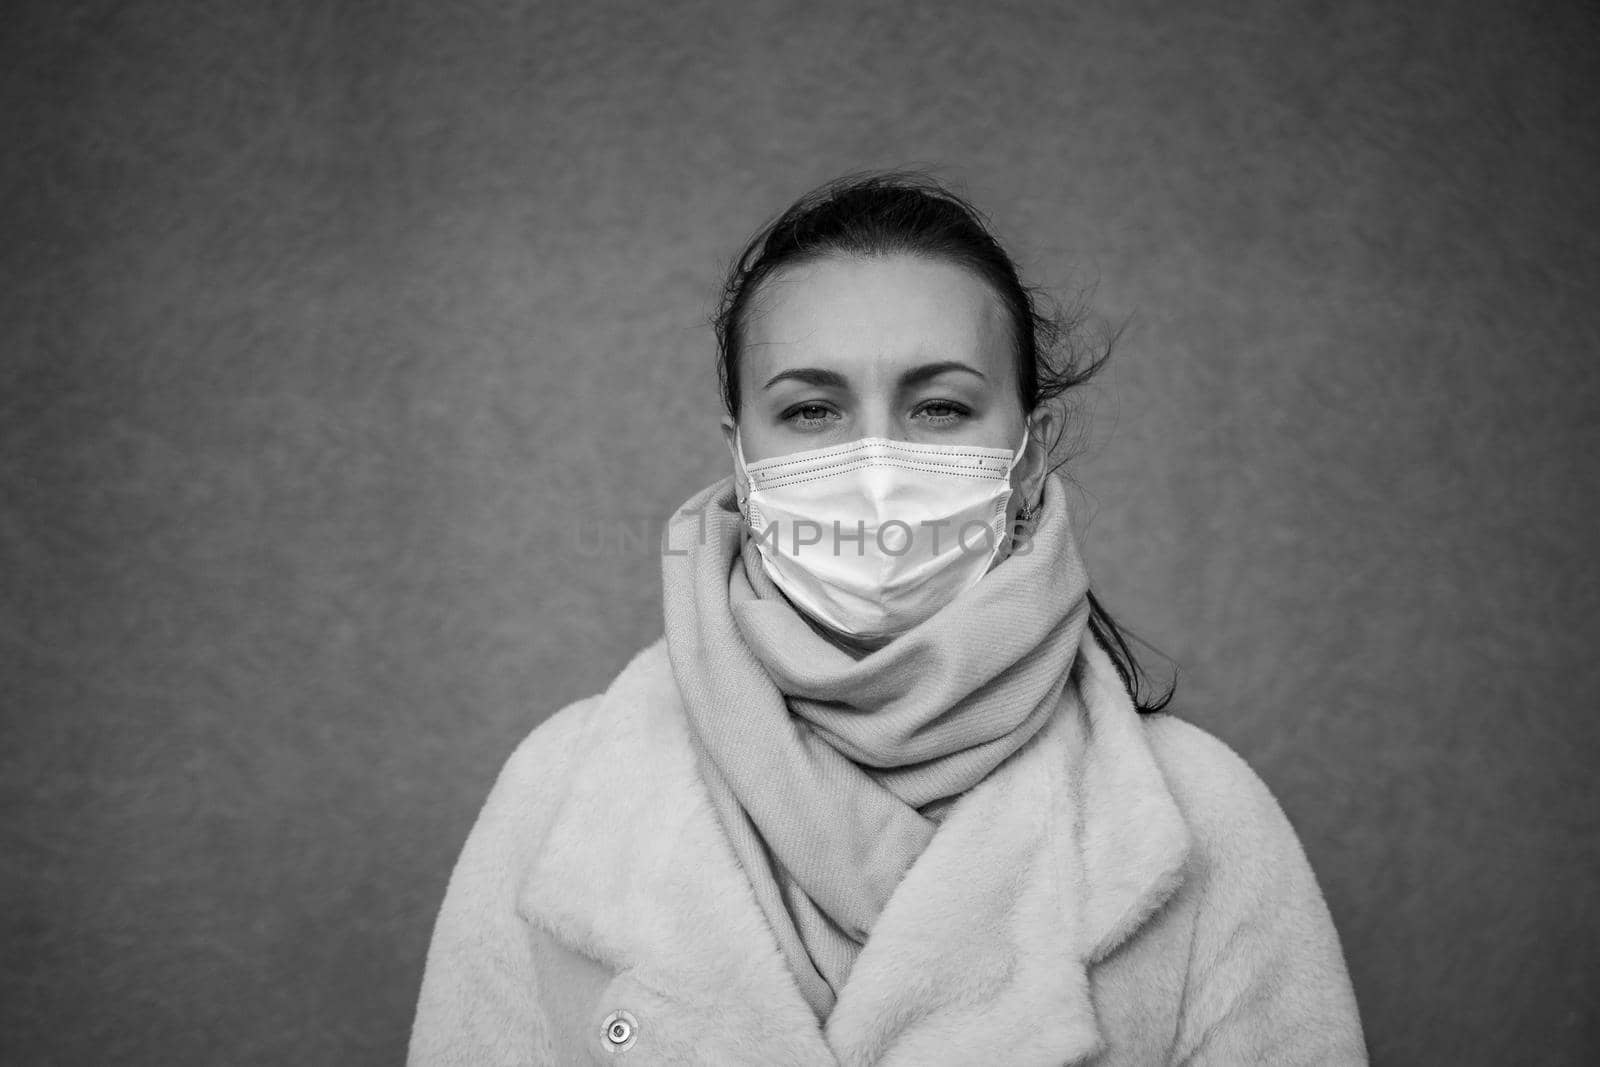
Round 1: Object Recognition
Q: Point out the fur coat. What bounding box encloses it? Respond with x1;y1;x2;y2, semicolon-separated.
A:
409;636;1367;1065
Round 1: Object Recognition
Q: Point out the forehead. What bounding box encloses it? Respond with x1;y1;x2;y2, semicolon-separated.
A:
741;254;1015;387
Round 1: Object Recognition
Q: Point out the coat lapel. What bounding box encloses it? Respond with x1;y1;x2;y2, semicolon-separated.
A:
823;634;1192;1067
1071;635;1193;966
519;642;836;1063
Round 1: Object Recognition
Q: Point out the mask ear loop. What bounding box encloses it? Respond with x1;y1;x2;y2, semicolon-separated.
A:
1011;418;1041;525
975;419;1038;568
731;427;753;521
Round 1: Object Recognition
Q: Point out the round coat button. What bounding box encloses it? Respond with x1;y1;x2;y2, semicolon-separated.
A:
601;1009;638;1052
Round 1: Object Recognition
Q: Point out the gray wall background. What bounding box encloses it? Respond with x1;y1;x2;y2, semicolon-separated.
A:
3;0;1596;1063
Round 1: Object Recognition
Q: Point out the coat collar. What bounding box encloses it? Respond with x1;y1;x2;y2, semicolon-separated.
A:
522;634;1190;1065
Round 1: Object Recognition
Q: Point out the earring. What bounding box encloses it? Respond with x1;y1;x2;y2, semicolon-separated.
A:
1016;499;1037;524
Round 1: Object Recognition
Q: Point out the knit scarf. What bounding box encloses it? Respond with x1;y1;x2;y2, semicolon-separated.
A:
660;472;1091;1021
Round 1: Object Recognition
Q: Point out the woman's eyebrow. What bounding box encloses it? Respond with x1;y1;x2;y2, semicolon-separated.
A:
897;361;988;388
762;361;986;392
762;368;851;391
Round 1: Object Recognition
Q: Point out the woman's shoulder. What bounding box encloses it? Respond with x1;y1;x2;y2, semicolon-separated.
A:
1138;711;1318;880
1141;714;1279;805
484;637;689;812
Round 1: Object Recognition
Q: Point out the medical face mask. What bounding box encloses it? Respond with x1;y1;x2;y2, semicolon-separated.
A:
734;430;1030;642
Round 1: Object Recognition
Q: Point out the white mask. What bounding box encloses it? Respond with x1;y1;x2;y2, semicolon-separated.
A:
734;429;1030;642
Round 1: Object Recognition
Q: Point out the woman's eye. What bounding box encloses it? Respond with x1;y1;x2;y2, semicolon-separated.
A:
915;401;968;424
783;403;837;428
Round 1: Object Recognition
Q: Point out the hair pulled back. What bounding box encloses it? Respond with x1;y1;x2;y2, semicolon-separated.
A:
710;171;1173;714
714;171;1107;420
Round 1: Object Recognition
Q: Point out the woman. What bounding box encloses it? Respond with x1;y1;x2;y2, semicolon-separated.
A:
409;174;1367;1065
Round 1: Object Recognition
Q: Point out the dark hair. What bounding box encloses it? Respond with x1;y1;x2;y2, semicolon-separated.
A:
712;171;1174;714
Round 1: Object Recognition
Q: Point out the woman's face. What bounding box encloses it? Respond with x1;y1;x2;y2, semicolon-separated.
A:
721;253;1053;511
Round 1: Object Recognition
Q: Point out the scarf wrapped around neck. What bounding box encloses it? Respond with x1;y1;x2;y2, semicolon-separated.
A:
661;471;1091;1020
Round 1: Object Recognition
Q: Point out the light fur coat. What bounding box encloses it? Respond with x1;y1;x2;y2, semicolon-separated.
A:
410;635;1367;1065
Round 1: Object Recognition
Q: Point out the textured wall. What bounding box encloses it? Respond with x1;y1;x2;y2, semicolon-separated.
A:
3;0;1596;1063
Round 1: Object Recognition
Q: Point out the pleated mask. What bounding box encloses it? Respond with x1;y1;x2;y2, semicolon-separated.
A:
734;429;1029;641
